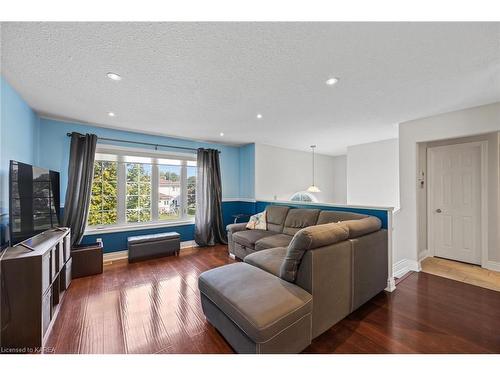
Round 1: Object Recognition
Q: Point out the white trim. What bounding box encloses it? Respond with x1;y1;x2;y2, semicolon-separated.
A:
103;250;128;263
180;240;197;249
427;141;488;267
385;209;396;292
418;248;430;261
386;278;396;292
222;198;256;202
484;261;500;272
479;142;489;269
85;219;195;235
102;240;198;263
393;259;421;279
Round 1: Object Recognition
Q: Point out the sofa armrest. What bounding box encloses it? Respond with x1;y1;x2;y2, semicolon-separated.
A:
226;222;248;234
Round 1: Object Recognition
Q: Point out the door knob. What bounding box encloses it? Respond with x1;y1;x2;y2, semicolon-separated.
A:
435;209;442;213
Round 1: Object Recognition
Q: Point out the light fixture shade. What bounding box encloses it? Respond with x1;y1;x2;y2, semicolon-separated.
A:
307;145;321;193
307;185;321;193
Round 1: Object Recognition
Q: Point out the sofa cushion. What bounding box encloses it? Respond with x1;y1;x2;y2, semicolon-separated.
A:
340;217;382;238
199;263;312;343
280;222;349;282
316;210;368;225
244;247;287;277
246;211;267;230
266;205;290;233
232;230;277;249
282;209;320;236
255;233;293;251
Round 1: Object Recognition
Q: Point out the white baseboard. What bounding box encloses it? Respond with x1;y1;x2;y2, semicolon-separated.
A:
418;249;430;261
180;240;198;249
484;261;500;272
222;198;256;203
103;250;128;263
385;277;396;292
393;259;421;279
103;240;198;263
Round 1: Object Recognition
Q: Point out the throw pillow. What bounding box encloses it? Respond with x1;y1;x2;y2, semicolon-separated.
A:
246;211;267;230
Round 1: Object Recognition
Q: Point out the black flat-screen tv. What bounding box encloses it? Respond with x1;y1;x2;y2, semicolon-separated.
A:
9;160;61;245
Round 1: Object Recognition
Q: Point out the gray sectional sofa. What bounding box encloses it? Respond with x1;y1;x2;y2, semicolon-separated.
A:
199;205;388;354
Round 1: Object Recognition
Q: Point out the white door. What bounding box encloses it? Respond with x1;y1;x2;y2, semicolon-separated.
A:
428;142;483;265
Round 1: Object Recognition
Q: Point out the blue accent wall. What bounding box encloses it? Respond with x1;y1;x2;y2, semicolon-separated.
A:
0;77;40;248
238;144;255;199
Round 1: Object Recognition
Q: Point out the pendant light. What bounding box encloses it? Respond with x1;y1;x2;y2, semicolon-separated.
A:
307;145;321;193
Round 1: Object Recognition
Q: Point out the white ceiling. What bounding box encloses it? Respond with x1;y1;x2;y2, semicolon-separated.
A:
1;22;499;155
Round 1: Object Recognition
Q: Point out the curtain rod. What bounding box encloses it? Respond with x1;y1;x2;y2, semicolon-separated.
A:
66;132;220;153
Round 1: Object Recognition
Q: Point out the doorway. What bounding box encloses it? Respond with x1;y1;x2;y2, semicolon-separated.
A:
427;141;487;265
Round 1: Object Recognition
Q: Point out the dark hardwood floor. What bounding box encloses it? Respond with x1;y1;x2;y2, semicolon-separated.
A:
45;245;500;354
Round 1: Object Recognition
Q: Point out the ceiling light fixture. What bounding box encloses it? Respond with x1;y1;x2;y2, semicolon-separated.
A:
307;145;321;193
106;72;122;81
220;132;224;137
256;113;263;119
325;77;339;86
108;112;116;117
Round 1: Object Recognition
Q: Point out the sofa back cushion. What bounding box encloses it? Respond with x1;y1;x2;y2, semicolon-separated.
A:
265;205;290;233
280;222;349;282
282;208;320;236
340;217;382;238
316;210;368;225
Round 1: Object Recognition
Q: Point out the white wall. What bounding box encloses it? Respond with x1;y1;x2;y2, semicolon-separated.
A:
254;143;342;203
347;138;400;209
331;155;347;204
398;102;500;268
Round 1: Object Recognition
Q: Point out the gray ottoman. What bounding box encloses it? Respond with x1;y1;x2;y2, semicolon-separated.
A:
127;232;180;263
198;263;312;354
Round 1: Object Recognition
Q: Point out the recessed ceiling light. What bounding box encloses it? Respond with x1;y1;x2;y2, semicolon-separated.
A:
106;72;122;81
108;112;116;117
325;77;339;86
220;132;224;137
256;113;263;119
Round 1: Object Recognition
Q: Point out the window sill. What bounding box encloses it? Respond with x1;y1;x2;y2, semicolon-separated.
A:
84;219;195;235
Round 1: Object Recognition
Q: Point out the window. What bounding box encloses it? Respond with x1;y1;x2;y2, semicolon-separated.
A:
186;161;197;217
88;161;118;226
158;161;181;221
289;191;318;203
126;163;152;223
88;147;197;229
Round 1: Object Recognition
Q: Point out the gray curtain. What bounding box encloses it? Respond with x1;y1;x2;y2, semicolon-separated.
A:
194;148;227;246
63;133;97;246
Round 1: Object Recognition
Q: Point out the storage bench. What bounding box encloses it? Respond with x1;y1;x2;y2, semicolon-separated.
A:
127;232;180;263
